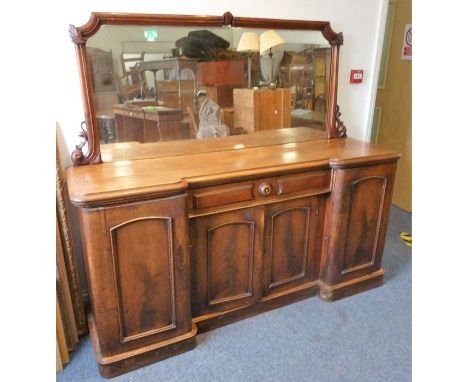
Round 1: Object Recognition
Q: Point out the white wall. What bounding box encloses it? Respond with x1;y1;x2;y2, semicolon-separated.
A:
55;0;386;167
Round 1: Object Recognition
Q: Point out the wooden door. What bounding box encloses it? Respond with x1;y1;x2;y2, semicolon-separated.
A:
373;0;412;211
321;163;397;289
79;196;192;356
262;196;325;296
190;207;264;317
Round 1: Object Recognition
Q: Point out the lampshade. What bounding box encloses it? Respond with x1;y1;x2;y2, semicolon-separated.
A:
237;32;260;52
259;30;285;55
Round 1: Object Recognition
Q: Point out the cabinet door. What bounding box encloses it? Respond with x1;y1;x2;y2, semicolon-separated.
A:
321;162;397;287
79;196;192;356
190;207;264;317
262;196;325;296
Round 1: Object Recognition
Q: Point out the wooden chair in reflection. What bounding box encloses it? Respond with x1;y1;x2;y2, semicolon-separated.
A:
114;52;152;102
120;52;145;83
113;73;142;102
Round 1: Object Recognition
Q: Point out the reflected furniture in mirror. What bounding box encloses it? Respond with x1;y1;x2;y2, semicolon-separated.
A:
67;12;400;378
138;57;198;108
233;88;291;133
69;13;347;163
112;103;187;142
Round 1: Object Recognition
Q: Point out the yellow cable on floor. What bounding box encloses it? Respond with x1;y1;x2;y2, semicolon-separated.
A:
400;232;412;247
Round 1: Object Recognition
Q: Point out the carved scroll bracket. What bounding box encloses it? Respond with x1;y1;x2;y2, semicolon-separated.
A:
71;121;88;165
69;24;86;44
330;32;344;46
322;25;344;46
336;105;347;137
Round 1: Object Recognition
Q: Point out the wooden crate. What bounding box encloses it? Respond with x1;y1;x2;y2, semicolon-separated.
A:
233;88;291;134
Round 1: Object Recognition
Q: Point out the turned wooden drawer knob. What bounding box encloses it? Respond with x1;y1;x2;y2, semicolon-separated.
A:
258;182;273;196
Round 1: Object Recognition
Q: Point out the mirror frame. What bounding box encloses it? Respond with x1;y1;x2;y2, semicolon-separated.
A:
69;11;346;165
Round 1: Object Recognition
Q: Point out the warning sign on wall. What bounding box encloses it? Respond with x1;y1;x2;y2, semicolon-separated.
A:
401;24;412;60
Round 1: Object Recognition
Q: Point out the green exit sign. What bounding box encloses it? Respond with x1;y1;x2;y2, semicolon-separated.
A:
144;30;158;41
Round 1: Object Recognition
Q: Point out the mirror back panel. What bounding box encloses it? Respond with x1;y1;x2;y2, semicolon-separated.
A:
69;12;345;165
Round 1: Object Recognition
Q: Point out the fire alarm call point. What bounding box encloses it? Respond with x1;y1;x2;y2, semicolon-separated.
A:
350;69;364;84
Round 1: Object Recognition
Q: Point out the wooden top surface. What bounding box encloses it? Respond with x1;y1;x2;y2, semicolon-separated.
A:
67;128;400;207
101;128;326;162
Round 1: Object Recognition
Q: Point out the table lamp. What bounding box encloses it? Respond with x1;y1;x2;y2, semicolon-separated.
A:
259;30;285;86
237;32;260;88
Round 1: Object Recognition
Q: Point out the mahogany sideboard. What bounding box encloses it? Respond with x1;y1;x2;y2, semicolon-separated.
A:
66;128;400;377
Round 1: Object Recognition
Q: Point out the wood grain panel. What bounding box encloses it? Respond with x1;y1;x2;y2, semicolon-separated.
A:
80;196;193;362
110;217;176;342
277;171;330;195
263;197;325;295
268;207;310;287
342;176;386;274
192;184;253;210
190;207;263;316
207;221;254;305
319;163;397;300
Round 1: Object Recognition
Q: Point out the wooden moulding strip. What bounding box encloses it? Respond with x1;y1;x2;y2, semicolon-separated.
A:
71;182;189;208
193;280;319;325
88;312;197;365
319;269;385;301
329;154;401;169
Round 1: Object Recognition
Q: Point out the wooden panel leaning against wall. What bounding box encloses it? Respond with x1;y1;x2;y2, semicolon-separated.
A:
56;220;78;371
56;140;87;371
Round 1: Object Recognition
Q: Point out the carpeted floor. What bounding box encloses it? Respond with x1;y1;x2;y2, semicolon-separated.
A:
57;206;411;382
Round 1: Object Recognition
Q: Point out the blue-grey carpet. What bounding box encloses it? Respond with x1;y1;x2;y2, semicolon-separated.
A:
57;205;411;382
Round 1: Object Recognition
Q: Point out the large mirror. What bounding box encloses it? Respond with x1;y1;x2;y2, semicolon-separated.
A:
69;12;345;165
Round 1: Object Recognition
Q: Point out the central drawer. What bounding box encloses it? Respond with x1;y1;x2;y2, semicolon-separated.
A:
188;170;331;214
